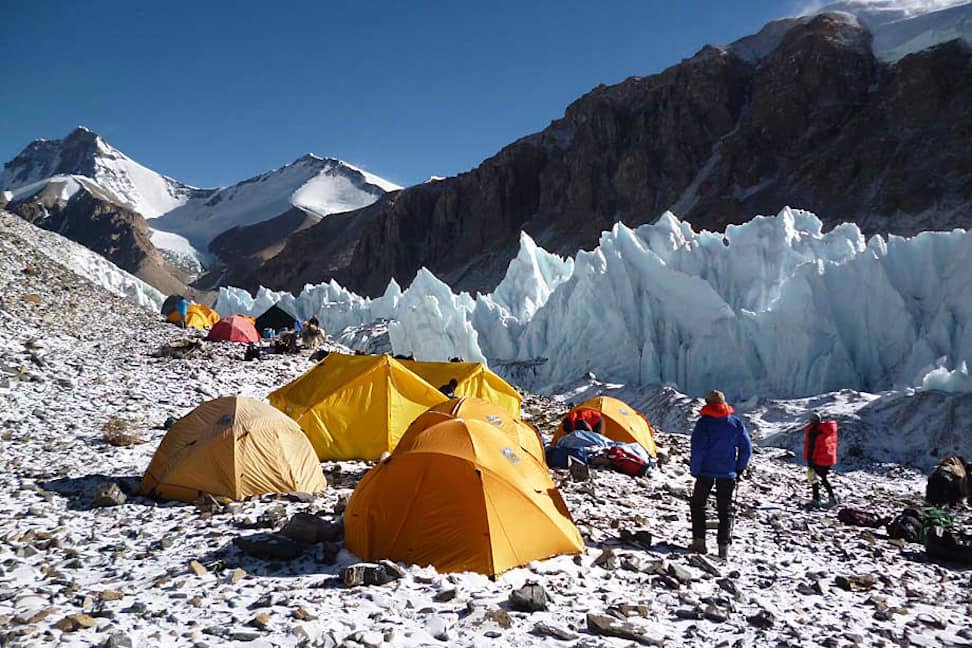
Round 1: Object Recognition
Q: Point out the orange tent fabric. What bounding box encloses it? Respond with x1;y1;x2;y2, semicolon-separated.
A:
551;396;657;458
344;418;582;576
206;315;260;343
141;396;326;502
404;397;545;465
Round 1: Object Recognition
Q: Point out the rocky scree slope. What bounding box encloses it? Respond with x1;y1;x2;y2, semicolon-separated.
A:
254;12;972;296
1;217;971;646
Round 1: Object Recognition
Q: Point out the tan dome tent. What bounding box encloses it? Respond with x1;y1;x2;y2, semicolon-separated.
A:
141;396;326;502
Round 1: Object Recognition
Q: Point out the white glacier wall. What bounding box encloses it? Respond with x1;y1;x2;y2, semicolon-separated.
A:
215;208;972;399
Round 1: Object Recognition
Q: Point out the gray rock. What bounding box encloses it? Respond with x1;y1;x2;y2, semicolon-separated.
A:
703;605;728;623
233;533;302;561
747;609;775;629
91;483;126;508
280;513;342;544
587;613;664;646
508;583;548;612
533;622;578;641
103;631;133;648
667;563;694;584
341;562;404;587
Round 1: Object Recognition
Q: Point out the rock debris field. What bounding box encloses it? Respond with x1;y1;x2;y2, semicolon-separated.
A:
1;212;971;647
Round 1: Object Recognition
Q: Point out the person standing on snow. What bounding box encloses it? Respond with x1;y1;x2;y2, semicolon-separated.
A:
689;390;752;559
804;411;839;508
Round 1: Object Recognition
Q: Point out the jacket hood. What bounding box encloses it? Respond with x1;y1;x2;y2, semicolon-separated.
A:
700;403;734;418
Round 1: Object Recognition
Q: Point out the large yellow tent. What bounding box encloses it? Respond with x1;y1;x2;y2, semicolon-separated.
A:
551;396;657;458
405;397;545;465
400;359;522;418
344;418;583;576
268;353;448;461
141;396;326;502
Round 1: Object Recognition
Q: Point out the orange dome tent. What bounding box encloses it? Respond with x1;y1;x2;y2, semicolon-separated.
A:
405;397;545;465
344;418;582;576
551;396;657;458
141;396;326;502
206;315;260;343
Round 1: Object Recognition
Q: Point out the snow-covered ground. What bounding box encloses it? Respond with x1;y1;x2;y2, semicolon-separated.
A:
218;208;972;402
2;211;971;647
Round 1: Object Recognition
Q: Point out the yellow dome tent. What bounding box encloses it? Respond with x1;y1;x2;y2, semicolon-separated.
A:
268;353;448;461
551;395;657;458
405;397;545;465
344;418;583;576
166;303;221;330
141;396;326;502
399;359;522;418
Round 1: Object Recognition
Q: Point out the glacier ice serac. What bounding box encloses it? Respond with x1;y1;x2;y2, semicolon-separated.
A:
216;208;972;399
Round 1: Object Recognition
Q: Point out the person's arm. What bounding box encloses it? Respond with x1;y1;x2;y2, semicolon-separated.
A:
690;420;703;476
735;421;753;475
806;425;819;467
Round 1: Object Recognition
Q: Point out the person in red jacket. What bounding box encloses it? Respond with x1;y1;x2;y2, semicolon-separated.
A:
804;411;839;508
562;407;604;435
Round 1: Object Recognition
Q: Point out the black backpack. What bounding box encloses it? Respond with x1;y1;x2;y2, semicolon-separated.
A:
925;456;969;505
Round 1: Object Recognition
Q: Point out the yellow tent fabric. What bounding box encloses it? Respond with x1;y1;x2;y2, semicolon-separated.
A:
141;396;326;502
405;397;545;465
551;396;657;458
400;359;522;418
344;418;582;576
268;353;448;461
178;303;220;330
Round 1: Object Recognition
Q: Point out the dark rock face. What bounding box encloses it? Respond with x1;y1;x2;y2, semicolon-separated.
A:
0;127;101;187
255;13;972;297
6;182;191;296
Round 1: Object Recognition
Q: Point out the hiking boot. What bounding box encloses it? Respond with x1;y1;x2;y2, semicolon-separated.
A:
809;497;822;509
688;538;707;554
718;544;729;560
827;495;840;508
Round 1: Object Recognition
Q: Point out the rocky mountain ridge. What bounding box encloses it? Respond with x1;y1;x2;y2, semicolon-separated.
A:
249;12;972;296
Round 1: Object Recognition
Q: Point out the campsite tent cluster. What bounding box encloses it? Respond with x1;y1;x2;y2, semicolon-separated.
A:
161;294;296;343
142;340;658;575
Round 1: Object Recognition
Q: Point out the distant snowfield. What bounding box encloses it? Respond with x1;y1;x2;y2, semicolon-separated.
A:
218;208;972;400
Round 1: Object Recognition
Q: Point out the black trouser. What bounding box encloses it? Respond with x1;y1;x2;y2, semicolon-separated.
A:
690;476;735;546
810;464;835;500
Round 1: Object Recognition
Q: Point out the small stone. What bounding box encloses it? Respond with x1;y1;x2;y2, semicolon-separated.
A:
667;563;694;584
104;631;134;648
280;513;342;544
228;568;246;584
593;547;617;569
250;612;270;629
99;590;124;602
508;583;548;612
188;560;209;577
434;588;458;603
747;609;775;629
533;621;578;641
233;533;302;560
703;605;728;623
292;606;318;621
340;562;404;587
427;615;450;641
687;554;721;577
91;483;126;508
587;613;663;646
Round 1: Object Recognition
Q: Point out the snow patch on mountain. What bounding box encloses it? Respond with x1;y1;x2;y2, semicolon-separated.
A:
152;155;393;250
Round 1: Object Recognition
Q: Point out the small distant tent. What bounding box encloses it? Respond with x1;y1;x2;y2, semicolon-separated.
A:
344;418;583;576
400;359;522;418
141;396;326;502
183;303;221;330
160;294;187;317
206;315;260;343
255;302;300;333
406;397;544;464
552;396;657;458
268;353;448;461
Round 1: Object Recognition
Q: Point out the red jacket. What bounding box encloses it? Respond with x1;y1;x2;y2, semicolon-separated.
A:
803;420;838;467
564;408;603;433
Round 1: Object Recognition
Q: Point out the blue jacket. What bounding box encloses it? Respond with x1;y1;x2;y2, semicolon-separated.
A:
690;410;752;479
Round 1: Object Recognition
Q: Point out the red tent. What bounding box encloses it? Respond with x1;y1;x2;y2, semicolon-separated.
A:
206;315;260;343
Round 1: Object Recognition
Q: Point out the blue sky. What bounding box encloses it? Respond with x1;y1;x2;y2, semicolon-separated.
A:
0;0;805;188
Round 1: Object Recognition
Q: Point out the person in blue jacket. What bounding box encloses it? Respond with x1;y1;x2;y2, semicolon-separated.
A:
689;389;752;559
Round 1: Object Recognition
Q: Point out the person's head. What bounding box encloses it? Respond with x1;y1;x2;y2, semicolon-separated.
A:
308;316;320;327
705;390;726;405
448;378;458;389
809;411;822;424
